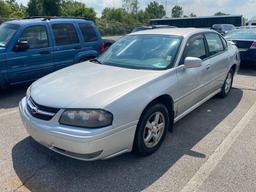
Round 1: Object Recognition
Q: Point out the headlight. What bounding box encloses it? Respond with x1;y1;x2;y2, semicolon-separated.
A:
59;109;113;128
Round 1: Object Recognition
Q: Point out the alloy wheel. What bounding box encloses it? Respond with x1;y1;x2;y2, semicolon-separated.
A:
143;112;166;148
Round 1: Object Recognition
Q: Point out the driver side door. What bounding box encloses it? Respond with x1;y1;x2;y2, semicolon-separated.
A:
6;24;54;84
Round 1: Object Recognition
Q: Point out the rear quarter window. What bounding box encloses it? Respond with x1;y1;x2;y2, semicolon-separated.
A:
79;23;98;42
52;23;79;46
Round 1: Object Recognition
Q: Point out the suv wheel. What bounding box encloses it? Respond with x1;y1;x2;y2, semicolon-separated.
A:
133;103;170;156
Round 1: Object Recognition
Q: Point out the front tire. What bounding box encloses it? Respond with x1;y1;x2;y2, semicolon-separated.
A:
219;69;234;98
133;103;170;156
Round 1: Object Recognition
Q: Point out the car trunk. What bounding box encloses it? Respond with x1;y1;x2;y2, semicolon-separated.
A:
231;40;254;49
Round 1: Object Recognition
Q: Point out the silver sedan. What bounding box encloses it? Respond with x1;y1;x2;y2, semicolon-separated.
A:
19;28;240;161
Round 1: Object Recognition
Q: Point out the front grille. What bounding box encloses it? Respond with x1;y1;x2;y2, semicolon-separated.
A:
27;97;59;121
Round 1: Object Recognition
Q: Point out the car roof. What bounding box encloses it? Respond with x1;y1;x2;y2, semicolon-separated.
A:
6;18;91;25
130;28;213;37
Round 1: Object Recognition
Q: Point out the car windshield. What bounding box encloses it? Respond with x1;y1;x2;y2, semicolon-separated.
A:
222;25;235;31
98;35;182;70
225;30;256;40
0;23;19;47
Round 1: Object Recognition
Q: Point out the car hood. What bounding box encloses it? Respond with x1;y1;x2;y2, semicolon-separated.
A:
31;62;163;108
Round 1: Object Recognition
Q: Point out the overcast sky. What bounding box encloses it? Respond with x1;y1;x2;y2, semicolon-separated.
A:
16;0;256;19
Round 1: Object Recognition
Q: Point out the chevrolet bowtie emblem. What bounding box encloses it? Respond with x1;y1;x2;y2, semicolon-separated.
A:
31;105;39;114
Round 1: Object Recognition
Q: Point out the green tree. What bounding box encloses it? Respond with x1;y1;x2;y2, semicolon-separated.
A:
101;7;137;25
190;13;196;17
61;0;96;21
122;0;139;15
0;0;12;17
0;0;26;18
145;1;165;19
214;11;228;16
27;0;43;16
27;0;61;16
137;10;150;24
101;8;125;22
171;5;183;18
42;0;61;16
8;0;27;18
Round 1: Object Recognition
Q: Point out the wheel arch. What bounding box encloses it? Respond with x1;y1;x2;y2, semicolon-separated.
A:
139;94;175;131
230;64;237;73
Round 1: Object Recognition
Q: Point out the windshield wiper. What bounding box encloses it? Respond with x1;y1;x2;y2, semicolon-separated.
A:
90;58;102;64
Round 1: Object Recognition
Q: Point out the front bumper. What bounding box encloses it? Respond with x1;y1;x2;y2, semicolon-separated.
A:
19;97;137;161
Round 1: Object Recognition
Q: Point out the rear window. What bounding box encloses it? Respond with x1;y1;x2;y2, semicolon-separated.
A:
222;24;235;31
225;30;256;40
205;33;224;55
79;23;98;42
52;23;79;46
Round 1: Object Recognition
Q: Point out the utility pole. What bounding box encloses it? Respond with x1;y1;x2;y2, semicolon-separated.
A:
165;0;167;16
134;0;138;21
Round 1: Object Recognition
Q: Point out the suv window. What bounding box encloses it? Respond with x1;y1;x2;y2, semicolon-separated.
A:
52;23;79;46
205;33;224;55
186;37;207;60
79;23;98;42
19;26;48;49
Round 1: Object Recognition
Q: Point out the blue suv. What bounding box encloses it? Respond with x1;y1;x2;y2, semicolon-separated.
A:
0;17;104;88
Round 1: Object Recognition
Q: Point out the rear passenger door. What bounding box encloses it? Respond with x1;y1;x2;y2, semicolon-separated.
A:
204;32;229;91
51;23;81;70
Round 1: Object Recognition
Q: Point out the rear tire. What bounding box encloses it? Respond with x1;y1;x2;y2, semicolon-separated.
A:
133;103;170;156
219;69;234;98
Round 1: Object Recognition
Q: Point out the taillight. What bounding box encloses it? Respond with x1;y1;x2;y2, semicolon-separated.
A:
100;41;105;54
250;41;256;49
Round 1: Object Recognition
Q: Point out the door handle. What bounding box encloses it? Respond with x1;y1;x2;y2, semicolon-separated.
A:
206;65;211;70
39;51;50;55
74;46;82;50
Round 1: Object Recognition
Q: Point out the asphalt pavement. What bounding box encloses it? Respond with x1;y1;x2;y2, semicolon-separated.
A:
0;66;255;192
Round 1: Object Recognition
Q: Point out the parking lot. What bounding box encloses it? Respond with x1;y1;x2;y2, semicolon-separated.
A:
0;66;256;192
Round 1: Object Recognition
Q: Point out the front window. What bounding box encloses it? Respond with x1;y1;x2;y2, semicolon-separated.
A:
186;37;207;59
225;30;256;40
97;35;182;70
0;23;19;47
18;25;49;49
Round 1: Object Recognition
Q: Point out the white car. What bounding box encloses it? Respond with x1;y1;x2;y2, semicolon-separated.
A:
19;28;240;161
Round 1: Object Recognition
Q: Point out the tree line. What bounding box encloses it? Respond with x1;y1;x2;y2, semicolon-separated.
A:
0;0;231;35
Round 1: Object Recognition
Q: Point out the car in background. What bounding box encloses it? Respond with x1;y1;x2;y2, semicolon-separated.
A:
211;24;236;35
225;28;256;65
0;17;104;89
132;25;176;32
19;28;240;161
246;19;256;27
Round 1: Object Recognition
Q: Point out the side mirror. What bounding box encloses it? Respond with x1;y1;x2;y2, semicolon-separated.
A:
184;57;202;69
13;40;29;52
